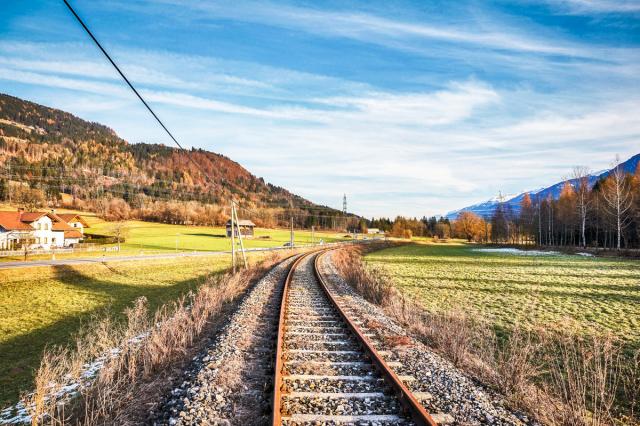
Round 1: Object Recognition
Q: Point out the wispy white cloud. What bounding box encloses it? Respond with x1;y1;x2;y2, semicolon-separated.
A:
2;0;639;217
138;0;640;59
311;81;500;126
2;52;637;216
0;47;499;128
543;0;640;14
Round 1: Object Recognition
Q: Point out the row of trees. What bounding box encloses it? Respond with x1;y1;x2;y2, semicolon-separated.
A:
463;160;639;250
365;216;453;239
372;158;638;250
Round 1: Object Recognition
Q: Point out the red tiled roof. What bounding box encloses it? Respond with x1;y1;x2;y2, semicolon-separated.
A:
57;214;90;227
18;212;47;222
0;211;88;235
0;211;35;231
52;221;75;231
64;230;83;239
225;219;256;227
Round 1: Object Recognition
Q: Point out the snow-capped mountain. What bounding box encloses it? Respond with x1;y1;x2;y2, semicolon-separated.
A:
446;153;640;220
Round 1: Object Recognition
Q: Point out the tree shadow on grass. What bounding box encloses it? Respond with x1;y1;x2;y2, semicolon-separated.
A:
391;273;640;294
183;233;226;238
372;254;640;271
413;282;640;304
0;264;213;408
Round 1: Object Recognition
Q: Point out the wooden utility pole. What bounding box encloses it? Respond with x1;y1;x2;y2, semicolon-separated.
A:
230;201;236;273
232;201;247;269
288;198;294;247
290;215;294;247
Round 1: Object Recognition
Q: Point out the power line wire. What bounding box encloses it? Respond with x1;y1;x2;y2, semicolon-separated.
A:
61;0;214;186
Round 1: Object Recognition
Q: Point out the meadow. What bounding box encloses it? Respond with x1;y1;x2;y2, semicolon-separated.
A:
0;253;270;407
85;219;345;252
364;242;640;345
0;207;348;262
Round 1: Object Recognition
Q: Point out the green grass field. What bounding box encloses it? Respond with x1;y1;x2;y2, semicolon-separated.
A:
0;253;269;407
365;243;640;344
0;210;349;262
85;219;345;252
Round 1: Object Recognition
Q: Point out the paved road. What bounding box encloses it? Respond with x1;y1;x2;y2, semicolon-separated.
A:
0;243;350;270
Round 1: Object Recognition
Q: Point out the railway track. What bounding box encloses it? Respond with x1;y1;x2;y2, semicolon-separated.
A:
271;250;438;426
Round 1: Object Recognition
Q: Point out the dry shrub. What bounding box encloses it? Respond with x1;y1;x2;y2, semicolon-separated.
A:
383;334;412;348
23;252;291;425
332;245;638;426
546;333;621;426
623;350;640;422
331;245;395;307
365;319;383;329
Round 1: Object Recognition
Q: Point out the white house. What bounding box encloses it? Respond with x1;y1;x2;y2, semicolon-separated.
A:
0;211;34;250
15;212;57;250
0;210;88;250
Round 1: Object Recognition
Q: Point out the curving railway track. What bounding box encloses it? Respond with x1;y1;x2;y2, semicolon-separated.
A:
271;250;438;426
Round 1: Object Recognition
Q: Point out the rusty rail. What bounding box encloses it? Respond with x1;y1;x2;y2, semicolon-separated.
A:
271;250;316;425
271;249;437;425
313;251;439;426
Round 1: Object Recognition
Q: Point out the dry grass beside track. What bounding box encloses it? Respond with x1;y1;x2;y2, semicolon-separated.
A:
332;244;640;426
22;251;294;425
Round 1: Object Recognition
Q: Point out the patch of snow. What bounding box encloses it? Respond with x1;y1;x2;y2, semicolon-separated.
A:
577;252;594;257
473;248;560;256
0;330;152;425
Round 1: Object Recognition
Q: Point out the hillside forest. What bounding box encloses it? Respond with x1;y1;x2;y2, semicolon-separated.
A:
0;93;355;229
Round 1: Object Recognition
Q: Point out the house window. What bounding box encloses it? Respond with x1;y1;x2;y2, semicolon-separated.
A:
44;237;48;244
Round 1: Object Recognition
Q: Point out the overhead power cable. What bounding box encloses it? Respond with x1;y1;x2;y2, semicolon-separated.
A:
61;0;214;186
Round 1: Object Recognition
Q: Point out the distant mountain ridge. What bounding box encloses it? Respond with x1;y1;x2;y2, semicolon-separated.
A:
446;153;640;220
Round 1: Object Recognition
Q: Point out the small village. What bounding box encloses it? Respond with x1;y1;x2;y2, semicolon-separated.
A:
0;210;88;251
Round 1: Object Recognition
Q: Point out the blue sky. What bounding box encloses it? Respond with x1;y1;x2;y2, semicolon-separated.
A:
1;0;639;217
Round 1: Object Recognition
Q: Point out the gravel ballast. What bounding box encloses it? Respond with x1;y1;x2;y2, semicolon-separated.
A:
151;256;298;425
318;251;536;426
151;248;537;425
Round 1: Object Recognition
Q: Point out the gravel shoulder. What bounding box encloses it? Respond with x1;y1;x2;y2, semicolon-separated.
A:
318;251;535;426
151;256;297;425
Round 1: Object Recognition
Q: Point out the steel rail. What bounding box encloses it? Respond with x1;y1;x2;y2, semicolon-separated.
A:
313;251;439;426
271;250;322;425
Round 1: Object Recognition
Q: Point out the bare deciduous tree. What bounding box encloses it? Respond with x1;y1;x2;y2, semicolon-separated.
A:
601;156;633;250
572;166;591;248
109;221;129;252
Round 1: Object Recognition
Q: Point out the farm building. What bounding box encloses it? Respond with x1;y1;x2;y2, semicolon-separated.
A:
226;219;256;238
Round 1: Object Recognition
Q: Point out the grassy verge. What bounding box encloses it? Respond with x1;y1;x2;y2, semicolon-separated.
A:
365;242;640;344
0;253;267;407
337;242;640;424
15;252;291;424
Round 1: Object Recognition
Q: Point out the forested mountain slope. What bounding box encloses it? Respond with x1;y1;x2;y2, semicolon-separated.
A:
0;93;343;227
